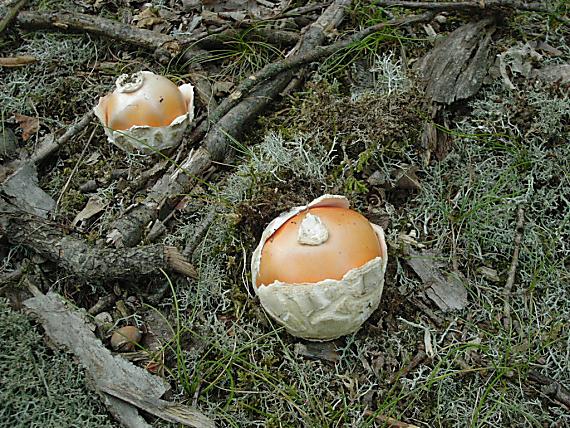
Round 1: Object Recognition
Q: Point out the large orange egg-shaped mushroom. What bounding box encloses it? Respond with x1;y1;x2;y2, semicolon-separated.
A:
251;195;388;341
257;207;383;286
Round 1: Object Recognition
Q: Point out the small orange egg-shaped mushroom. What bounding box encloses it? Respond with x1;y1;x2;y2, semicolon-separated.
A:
94;71;195;153
257;207;383;286
103;72;188;130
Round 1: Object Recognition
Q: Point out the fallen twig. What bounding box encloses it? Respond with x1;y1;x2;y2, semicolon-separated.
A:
0;197;197;281
16;10;208;62
388;350;428;384
31;110;94;164
0;0;27;34
502;205;525;328
0;55;36;67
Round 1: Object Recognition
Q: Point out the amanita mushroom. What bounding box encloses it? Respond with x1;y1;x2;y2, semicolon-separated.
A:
252;195;388;341
94;71;194;153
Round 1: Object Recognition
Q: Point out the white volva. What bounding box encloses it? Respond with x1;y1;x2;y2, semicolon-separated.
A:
252;195;388;341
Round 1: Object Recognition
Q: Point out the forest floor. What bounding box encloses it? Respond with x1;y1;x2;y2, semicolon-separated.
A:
1;1;569;427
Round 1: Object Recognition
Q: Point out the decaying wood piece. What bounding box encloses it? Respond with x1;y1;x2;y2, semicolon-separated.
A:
416;18;497;105
24;291;214;428
100;384;216;427
108;9;436;248
0;0;27;34
107;0;356;248
0;197;196;281
406;249;469;311
1;163;55;218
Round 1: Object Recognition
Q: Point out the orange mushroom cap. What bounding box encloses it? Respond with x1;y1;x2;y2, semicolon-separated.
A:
102;72;188;131
256;206;383;286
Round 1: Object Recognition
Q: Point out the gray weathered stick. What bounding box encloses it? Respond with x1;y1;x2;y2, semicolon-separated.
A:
0;197;197;281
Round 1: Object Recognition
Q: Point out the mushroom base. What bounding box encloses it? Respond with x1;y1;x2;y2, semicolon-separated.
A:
94;110;191;154
256;255;386;341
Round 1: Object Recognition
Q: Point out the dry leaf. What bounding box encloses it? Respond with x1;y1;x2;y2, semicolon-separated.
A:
72;196;107;228
14;114;40;141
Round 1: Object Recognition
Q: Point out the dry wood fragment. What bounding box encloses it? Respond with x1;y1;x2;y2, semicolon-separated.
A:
416;18;497;105
528;369;570;409
16;10;208;62
100;384;216;428
388;350;428;384
24;291;214;428
0;197;197;281
31;110;94;164
0;55;36;67
1;163;55;217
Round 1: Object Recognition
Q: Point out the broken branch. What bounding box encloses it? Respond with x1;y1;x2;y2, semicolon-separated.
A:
16;10;208;61
0;198;196;281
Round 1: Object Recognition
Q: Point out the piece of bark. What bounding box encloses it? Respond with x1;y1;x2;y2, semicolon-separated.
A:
24;291;214;428
416;18;496;105
0;197;197;281
1;163;55;217
294;341;340;363
107;0;356;248
406;249;468;311
100;384;215;428
531;63;570;86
